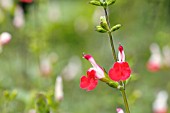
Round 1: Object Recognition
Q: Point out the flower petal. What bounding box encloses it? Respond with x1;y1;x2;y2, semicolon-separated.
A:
80;76;89;89
109;62;122;81
83;54;105;79
121;62;131;80
109;62;131;81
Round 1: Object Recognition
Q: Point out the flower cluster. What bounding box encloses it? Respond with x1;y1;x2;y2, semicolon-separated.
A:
80;45;131;91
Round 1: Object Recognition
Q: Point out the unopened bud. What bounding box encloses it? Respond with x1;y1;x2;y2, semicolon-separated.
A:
100;16;109;31
96;25;107;33
110;24;121;32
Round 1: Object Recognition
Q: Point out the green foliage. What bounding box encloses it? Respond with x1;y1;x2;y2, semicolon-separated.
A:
35;93;50;113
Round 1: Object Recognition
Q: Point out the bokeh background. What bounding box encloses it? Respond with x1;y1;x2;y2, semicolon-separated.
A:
0;0;170;113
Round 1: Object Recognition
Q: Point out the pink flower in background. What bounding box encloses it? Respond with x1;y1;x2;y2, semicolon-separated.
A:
153;91;168;113
147;43;162;72
13;5;25;28
20;0;33;3
61;56;82;81
55;76;64;101
80;54;105;91
109;45;131;81
0;32;11;45
117;108;124;113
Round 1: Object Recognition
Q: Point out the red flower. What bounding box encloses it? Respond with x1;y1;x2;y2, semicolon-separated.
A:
80;54;105;91
80;69;98;91
20;0;33;3
109;45;131;82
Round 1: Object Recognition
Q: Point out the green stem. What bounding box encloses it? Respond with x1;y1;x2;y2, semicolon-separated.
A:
103;7;117;62
103;5;131;113
108;31;117;61
121;89;130;113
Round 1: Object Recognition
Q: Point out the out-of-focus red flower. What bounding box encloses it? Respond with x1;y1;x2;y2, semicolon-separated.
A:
80;69;98;91
147;62;160;72
109;45;131;82
20;0;33;3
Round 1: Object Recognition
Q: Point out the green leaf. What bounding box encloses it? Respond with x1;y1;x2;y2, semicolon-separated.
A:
89;0;102;6
106;0;116;6
110;24;121;32
96;26;107;33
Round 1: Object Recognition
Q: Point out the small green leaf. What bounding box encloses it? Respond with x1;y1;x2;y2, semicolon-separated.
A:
106;0;116;6
110;24;121;32
89;0;102;6
96;26;107;33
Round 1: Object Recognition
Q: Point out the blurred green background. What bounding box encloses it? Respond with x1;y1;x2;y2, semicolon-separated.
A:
0;0;170;113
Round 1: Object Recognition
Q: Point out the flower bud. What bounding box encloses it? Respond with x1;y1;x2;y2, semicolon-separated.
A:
96;25;107;33
110;24;121;32
100;16;109;31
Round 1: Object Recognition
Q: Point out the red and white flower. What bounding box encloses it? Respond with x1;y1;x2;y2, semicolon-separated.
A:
80;54;105;91
83;54;105;79
109;45;131;81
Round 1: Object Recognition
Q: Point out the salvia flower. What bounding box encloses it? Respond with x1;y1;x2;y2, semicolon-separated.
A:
109;45;131;82
117;108;124;113
80;54;105;91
